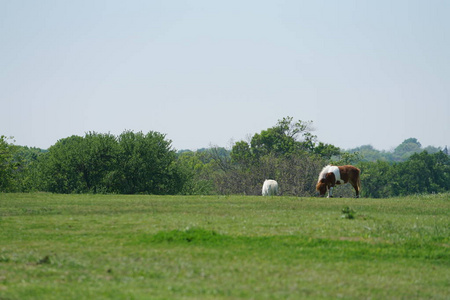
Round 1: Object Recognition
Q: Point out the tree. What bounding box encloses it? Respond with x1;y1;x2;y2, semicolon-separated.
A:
40;133;119;193
331;151;362;166
347;145;386;162
252;117;317;156
383;151;450;196
357;150;450;198
230;140;254;165
115;131;181;194
225;117;346;196
0;136;17;191
312;142;341;159
358;160;393;198
11;146;47;192
38;131;184;194
176;150;215;195
231;117;319;164
393;138;422;161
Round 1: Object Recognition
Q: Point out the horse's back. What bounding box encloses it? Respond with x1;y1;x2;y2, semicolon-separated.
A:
338;165;360;183
262;179;278;196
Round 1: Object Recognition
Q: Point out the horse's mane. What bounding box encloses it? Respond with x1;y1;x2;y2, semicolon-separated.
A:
318;165;332;182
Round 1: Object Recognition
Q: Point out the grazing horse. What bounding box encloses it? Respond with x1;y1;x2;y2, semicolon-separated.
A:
316;165;361;198
262;179;279;196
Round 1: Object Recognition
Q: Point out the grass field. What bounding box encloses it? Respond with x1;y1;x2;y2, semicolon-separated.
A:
1;193;449;299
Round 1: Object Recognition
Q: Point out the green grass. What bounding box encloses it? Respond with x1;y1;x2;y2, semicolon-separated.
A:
0;193;449;299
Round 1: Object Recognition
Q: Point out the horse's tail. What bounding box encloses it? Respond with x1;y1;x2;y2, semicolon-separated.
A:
357;168;362;193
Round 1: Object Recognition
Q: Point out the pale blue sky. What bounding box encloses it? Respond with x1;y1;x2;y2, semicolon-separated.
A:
2;0;449;151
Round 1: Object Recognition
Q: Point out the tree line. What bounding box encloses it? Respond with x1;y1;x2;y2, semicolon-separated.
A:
348;138;446;162
1;117;449;197
1;131;183;194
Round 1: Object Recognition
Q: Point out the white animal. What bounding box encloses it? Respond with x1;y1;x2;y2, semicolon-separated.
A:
262;179;279;196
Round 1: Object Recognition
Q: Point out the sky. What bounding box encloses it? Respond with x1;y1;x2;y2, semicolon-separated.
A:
2;0;449;152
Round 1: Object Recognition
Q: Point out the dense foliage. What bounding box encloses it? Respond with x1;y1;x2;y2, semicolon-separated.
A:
359;151;450;197
177;118;449;197
1;118;449;197
348;138;446;162
2;131;184;194
0;136;17;191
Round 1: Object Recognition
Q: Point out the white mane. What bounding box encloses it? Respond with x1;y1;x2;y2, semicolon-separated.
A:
318;165;332;182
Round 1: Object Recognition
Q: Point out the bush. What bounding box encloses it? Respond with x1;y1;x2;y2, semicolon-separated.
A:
38;131;185;194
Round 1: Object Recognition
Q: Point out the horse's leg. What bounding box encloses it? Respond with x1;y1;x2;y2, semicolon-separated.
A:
350;180;360;198
327;187;334;198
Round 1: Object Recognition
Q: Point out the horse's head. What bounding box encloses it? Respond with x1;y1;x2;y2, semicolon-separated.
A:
316;179;327;196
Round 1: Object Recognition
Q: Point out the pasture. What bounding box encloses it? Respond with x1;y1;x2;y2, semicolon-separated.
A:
0;193;449;299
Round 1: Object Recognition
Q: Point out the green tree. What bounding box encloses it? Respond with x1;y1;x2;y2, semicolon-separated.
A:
39;131;183;194
231;117;319;164
81;132;119;193
251;117;317;157
348;145;385;162
39;135;83;193
40;133;119;193
225;117;344;196
115;131;181;194
358;160;393;198
313;142;341;159
230;140;254;165
0;136;17;191
176;150;215;195
388;151;450;196
331;152;362;166
393;138;422;161
11;146;47;192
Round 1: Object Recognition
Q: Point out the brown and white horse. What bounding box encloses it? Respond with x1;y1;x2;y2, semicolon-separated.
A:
316;165;361;198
